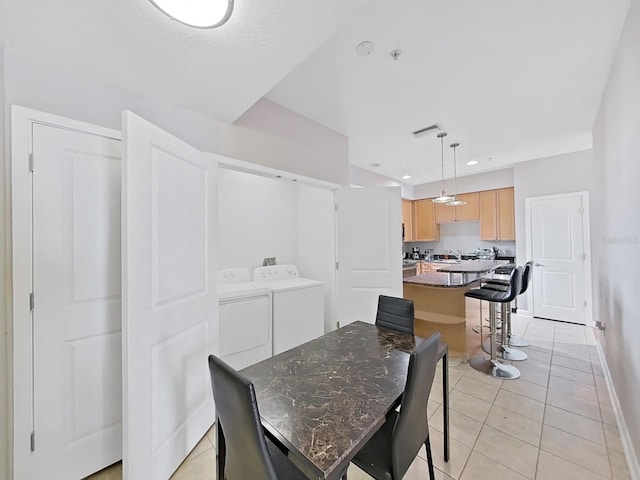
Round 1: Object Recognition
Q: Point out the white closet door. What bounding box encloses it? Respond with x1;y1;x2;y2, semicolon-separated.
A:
32;123;122;479
122;111;218;479
335;186;402;326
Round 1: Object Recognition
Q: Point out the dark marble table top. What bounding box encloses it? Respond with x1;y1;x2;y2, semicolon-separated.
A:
241;321;426;480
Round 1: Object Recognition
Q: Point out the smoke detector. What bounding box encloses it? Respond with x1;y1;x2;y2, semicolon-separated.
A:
356;41;375;56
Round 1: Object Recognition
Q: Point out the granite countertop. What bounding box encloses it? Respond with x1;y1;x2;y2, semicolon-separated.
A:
435;260;507;273
403;271;481;288
241;321;423;479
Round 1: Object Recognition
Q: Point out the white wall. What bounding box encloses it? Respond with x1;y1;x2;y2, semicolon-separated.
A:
296;185;337;333
593;0;640;466
0;46;8;480
513;149;597;312
412;168;514;199
235;98;349;185
217;169;299;271
349;164;414;199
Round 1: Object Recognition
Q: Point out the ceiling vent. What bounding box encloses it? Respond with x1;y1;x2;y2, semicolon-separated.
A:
412;124;442;137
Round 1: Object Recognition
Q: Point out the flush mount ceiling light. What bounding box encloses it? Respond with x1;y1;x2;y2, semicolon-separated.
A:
402;175;411;180
149;0;233;28
466;160;478;166
446;142;467;207
433;132;454;204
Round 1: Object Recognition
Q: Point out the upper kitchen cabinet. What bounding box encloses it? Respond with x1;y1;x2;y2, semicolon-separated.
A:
479;188;515;241
402;199;414;241
413;199;440;241
435;192;479;223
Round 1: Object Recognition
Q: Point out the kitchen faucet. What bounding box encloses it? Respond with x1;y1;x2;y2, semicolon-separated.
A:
455;250;462;261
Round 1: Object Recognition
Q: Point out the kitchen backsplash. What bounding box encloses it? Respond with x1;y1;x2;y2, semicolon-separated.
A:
404;222;516;256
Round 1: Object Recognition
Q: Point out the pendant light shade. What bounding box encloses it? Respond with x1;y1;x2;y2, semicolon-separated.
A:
149;0;233;28
432;132;454;204
446;142;467;207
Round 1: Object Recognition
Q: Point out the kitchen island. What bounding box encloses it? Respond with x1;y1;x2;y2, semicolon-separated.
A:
403;261;505;361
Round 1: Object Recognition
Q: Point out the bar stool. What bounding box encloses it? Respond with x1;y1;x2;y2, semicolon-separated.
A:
480;280;527;361
484;261;533;347
465;267;523;379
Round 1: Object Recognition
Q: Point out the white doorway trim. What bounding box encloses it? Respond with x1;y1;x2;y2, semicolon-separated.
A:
524;191;593;326
10;105;121;479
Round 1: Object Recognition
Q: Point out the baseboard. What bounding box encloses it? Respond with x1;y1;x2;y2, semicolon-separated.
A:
595;339;640;480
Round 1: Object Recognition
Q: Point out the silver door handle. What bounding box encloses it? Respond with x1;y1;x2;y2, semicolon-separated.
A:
534;262;545;267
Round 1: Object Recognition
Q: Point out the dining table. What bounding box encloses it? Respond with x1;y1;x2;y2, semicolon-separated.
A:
216;320;449;480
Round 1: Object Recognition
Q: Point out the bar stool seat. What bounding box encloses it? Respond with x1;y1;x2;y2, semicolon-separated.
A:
465;267;523;380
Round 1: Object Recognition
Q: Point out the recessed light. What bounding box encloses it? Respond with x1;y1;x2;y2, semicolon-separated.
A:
402;175;411;180
466;160;478;166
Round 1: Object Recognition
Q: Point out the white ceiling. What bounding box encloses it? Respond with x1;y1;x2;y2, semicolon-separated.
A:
267;0;630;185
0;0;365;124
0;0;630;186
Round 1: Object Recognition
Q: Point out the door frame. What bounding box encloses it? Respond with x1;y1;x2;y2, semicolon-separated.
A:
10;105;121;479
524;191;593;326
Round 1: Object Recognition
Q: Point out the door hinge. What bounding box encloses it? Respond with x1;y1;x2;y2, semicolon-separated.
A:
335;262;339;270
334;203;338;212
584;300;587;307
30;431;35;452
583;253;586;261
29;292;35;311
29;153;34;172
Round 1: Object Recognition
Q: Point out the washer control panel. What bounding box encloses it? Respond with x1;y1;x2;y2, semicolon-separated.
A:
253;265;299;282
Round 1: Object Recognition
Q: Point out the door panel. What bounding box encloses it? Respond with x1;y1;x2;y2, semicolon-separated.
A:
122;111;218;479
530;194;586;323
336;187;402;326
32;124;122;479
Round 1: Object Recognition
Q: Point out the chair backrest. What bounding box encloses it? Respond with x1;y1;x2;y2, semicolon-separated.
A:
390;332;441;479
520;261;533;294
208;355;277;480
375;295;415;334
503;266;523;303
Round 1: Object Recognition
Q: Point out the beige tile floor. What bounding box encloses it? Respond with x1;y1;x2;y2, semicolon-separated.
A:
87;315;631;480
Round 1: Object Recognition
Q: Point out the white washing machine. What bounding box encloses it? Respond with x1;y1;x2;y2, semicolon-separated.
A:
252;265;325;355
218;268;273;370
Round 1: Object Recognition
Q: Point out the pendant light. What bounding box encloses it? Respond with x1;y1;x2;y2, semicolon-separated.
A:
446;142;467;207
149;0;234;28
432;132;454;204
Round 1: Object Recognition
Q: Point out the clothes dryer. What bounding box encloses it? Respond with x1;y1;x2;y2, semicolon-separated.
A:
252;265;324;355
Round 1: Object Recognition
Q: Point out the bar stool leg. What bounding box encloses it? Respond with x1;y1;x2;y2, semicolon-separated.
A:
482;303;528;361
470;302;521;379
506;296;531;347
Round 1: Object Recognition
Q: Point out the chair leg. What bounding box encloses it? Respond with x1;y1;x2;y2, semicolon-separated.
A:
425;436;435;480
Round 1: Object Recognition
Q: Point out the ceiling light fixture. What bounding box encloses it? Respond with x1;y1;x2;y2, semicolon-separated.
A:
402;175;411;180
466;160;478;166
149;0;233;28
433;132;454;204
447;142;467;207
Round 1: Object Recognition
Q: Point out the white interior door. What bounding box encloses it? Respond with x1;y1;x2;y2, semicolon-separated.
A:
122;111;218;479
529;193;587;324
335;186;402;326
32;123;122;479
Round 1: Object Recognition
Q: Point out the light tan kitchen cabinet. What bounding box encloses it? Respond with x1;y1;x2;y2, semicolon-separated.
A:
497;187;515;240
413;199;440;241
435;192;479;223
479;188;515;240
402;199;414;241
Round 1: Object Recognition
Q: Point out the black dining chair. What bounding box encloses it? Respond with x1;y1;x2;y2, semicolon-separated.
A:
208;355;312;480
375;295;415;334
346;332;441;480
